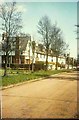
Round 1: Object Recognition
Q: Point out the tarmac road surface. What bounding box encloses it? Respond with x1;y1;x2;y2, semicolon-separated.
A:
2;71;78;119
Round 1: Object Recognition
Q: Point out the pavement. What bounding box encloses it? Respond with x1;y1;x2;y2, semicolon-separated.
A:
2;71;78;119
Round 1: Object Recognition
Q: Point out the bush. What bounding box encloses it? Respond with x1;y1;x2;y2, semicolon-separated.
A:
34;64;45;71
1;63;46;71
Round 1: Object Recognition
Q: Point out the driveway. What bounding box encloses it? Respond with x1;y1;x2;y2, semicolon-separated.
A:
2;71;78;118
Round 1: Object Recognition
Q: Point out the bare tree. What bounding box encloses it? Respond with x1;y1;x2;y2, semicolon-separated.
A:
38;43;44;52
0;2;22;76
51;24;68;70
28;36;31;71
32;41;36;72
37;16;52;70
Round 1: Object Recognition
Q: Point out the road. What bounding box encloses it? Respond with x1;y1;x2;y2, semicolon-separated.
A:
2;71;78;119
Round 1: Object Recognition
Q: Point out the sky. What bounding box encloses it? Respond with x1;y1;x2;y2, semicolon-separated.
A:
0;0;78;2
0;1;77;58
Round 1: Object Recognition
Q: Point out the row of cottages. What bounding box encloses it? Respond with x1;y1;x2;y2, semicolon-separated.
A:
1;36;66;70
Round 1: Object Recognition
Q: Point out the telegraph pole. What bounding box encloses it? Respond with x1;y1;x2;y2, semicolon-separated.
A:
75;14;79;116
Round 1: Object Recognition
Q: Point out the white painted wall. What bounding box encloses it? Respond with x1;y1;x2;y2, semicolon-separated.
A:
58;57;65;64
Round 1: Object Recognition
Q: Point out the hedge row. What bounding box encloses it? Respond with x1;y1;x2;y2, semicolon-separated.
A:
1;63;46;71
1;62;65;71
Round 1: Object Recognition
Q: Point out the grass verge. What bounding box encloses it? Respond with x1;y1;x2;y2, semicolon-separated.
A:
1;69;72;86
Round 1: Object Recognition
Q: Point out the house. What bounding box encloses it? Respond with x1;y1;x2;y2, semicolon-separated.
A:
1;35;66;70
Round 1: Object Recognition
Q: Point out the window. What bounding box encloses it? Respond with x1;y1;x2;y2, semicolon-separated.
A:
40;54;42;58
51;59;53;62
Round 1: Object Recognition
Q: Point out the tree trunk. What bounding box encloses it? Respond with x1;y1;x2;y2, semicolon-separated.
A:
32;53;34;72
32;63;34;72
67;57;69;69
55;56;58;70
4;53;8;76
72;59;74;69
4;62;7;76
45;50;48;70
29;60;30;71
29;49;30;71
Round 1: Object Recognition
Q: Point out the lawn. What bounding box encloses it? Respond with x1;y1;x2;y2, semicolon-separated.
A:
1;69;72;86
